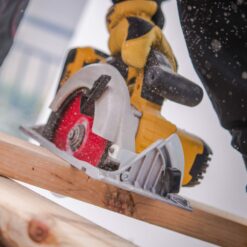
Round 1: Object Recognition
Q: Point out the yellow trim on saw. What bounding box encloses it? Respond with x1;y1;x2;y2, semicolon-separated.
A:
59;47;106;88
130;71;204;185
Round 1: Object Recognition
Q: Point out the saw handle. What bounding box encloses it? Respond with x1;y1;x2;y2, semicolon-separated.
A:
142;50;203;107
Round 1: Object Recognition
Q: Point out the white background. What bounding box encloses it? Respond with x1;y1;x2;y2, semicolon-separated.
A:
31;0;247;246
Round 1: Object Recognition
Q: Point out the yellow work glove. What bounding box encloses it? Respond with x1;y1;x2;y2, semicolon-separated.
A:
106;0;177;71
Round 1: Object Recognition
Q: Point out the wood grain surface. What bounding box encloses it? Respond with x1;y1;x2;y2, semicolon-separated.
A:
0;132;246;246
0;176;135;247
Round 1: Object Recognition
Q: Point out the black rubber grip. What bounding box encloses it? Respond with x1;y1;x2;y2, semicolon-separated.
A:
144;65;203;107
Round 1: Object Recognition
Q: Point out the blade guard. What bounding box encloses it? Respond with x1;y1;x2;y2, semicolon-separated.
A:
50;64;139;151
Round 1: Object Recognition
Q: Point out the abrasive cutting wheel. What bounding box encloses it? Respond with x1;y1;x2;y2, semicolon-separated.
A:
42;90;110;167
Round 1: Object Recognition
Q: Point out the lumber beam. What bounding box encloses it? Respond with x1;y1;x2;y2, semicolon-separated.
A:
0;131;246;246
0;176;134;247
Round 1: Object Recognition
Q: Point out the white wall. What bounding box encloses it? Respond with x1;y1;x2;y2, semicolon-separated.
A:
33;1;247;246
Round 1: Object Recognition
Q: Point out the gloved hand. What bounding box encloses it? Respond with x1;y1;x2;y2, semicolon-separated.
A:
106;0;177;71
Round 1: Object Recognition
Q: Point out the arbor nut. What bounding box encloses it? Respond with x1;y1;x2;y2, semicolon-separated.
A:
68;124;86;151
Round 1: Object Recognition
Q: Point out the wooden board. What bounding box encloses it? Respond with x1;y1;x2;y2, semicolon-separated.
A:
0;132;246;246
0;177;134;247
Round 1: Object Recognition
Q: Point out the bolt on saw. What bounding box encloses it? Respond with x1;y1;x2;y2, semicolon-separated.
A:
21;0;212;210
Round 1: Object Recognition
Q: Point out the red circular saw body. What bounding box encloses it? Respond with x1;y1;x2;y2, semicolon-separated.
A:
53;93;108;166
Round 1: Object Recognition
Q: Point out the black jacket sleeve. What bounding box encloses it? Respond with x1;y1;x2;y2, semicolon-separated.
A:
176;0;247;161
0;0;29;66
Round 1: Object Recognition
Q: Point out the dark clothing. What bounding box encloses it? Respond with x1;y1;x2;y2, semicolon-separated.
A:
176;0;247;165
0;0;29;65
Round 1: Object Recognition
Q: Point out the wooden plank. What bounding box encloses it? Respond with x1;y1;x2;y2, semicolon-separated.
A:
0;131;246;247
0;177;134;247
